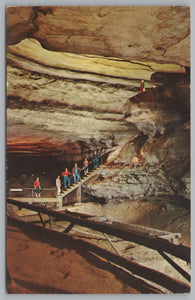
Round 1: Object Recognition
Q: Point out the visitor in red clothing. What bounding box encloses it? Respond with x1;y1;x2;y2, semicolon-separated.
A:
33;177;41;197
140;79;145;92
61;168;72;188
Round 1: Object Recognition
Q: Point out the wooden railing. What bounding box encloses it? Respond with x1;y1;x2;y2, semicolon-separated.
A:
6;205;190;294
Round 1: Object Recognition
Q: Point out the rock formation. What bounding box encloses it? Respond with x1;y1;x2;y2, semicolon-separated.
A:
6;6;190;204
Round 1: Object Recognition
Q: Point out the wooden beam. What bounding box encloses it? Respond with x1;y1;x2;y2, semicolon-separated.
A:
158;250;191;283
64;209;95;219
38;212;45;228
76;185;81;203
8;197;61;203
63;223;75;233
7;216;190;294
103;233;120;255
7;198;190;263
49;216;53;230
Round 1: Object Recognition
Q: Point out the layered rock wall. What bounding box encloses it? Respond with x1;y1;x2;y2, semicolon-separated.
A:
6;6;190;203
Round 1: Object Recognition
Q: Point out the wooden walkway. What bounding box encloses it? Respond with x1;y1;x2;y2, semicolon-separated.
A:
8;167;101;210
60;168;99;197
56;167;100;208
8;197;59;203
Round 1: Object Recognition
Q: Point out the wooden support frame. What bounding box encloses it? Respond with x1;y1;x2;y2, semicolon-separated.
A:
76;184;81;203
103;233;120;255
38;212;46;228
7;199;190;263
158;250;191;283
7;216;190;294
49;216;53;230
63;222;75;233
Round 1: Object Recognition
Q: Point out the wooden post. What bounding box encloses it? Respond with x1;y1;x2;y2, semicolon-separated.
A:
56;196;63;209
158;250;191;283
63;222;75;233
38;212;45;228
103;233;120;255
76;184;81;203
49;216;53;230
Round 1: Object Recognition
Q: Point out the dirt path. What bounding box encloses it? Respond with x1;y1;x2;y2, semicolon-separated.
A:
6;218;162;294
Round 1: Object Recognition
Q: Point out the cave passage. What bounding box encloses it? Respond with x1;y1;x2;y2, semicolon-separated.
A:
7;154;85;188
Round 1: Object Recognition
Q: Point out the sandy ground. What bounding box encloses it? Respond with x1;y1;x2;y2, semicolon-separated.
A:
6;217;162;294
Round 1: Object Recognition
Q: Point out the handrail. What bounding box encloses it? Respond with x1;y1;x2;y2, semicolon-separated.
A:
79;148;110;172
7;216;190;294
9;187;57;199
8;149;112;194
10;187;57;191
6;198;190;263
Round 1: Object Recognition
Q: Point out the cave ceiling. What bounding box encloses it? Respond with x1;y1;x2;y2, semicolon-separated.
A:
7;6;190;66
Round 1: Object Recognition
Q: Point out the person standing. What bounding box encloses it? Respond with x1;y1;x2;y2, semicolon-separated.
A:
140;80;145;92
72;163;81;184
92;150;99;168
61;168;72;189
33;177;41;198
83;157;89;175
56;175;61;196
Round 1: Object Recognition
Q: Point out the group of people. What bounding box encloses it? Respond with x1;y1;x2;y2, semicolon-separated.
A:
56;151;99;196
33;149;145;198
33;151;99;197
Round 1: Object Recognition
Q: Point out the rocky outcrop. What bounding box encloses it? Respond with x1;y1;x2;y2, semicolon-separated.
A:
83;71;190;203
123;72;190;139
84;123;190;202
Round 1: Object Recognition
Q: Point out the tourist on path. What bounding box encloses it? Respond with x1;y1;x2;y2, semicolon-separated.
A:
83;157;89;175
61;168;72;188
140;79;145;92
56;175;61;196
33;177;41;198
72;163;81;184
92;150;99;168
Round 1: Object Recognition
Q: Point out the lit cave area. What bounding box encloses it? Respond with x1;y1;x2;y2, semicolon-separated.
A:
6;6;190;294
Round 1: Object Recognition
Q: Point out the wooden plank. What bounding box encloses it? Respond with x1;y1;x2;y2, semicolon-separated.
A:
76;184;81;203
64;209;95;219
87;216;108;222
106;221;182;243
103;233;120;255
60;168;100;198
61;211;181;244
63;223;75;233
7;216;190;294
158;250;191;283
9;197;61;203
7;198;190;263
38;212;46;227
